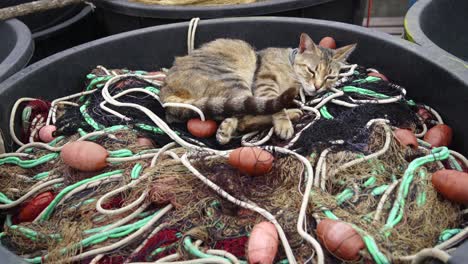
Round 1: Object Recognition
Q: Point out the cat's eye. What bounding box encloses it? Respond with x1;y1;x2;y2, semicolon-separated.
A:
307;67;315;76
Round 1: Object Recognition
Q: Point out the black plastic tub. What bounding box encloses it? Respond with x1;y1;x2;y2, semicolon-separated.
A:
404;0;468;62
0;16;468;262
0;1;104;63
0;19;33;83
94;0;366;34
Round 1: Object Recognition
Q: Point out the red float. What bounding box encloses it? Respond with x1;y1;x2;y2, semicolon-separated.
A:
432;169;468;204
319;37;337;49
424;124;453;147
228;147;274;176
18;191;54;223
393;128;418;149
187;118;217;138
317;219;364;261
368;72;389;81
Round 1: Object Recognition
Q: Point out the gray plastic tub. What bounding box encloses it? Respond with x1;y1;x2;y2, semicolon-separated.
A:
0;16;467;263
0;1;104;63
0;19;33;83
405;0;468;62
94;0;366;34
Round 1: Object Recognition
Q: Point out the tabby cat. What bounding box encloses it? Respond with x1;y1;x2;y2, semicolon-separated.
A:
160;33;356;144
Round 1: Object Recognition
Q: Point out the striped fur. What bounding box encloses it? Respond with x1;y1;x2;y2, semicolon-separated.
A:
160;34;356;144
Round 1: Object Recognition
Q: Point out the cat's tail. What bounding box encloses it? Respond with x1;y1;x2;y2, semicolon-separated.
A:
199;87;297;118
164;87;298;121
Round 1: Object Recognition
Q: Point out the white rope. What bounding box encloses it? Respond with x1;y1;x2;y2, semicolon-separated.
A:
163;102;206;121
155;253;180;263
97;65;111;75
397;248;450;263
187;18;200;54
132;259;228;264
46;89;97;125
450;150;468;168
96;185;148;216
313;91;344;110
97;145;182;216
266;146;324;264
62;205;173;263
422;105;444;124
330;99;358;107
51;101;79;124
320;153;330;191
338;64;358;77
284;105;320;149
15;129;115;153
436;227;468;250
333;120;391;176
150;142;177;167
241;128;274;146
33;176;122;223
100;202;151;232
0;153;34;158
0;178;63;209
127;222;169;262
206;250;240;264
100;74;228;156
106;152;161;163
414;119;428;138
314;148;330;188
89;254;104;264
348;94;403;104
373;179;401;223
180;153;297;264
29;116;45;143
10;98;38;146
100;87;161;121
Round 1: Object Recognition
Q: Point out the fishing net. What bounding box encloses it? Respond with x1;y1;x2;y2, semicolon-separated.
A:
0;62;466;264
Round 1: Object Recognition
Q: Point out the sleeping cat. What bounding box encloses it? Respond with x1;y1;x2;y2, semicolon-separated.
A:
160;33;356;144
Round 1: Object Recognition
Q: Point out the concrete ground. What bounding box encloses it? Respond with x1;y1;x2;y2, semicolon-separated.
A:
362;0;411;37
370;0;410;17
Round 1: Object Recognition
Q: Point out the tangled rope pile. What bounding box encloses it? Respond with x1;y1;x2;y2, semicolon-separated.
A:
1;21;468;264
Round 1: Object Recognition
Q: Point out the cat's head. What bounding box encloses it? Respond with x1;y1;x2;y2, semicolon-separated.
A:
294;33;356;95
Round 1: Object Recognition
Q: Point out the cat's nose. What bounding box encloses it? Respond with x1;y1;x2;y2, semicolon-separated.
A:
313;80;324;89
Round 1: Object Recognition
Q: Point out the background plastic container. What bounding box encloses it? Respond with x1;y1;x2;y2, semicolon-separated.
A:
94;0;366;34
404;0;468;62
0;16;467;262
0;19;33;83
0;1;104;63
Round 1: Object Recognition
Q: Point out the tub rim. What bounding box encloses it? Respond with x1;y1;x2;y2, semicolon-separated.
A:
94;0;337;19
2;16;466;89
404;0;468;67
0;19;34;83
32;5;94;41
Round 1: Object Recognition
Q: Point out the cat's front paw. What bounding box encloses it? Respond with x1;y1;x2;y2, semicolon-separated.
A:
286;108;303;121
216;118;238;145
274;119;294;140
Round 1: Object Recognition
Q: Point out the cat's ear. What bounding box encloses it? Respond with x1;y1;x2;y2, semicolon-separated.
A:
333;44;357;61
299;33;318;53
